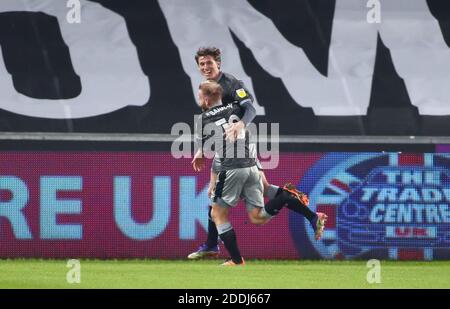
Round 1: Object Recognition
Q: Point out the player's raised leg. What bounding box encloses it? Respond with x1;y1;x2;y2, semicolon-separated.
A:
254;185;328;240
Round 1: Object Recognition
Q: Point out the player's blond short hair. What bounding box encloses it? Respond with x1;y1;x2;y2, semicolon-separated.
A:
199;80;223;103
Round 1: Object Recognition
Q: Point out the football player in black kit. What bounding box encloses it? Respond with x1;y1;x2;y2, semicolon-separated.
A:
188;47;327;263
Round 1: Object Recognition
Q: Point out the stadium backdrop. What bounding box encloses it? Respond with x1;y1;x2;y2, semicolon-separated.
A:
0;141;449;260
1;0;450;260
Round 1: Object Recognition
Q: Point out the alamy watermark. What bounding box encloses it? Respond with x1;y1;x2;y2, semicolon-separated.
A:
367;0;381;24
66;0;81;24
66;259;81;284
366;259;381;284
171;117;280;170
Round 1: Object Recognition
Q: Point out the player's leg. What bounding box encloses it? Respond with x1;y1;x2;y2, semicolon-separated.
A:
187;206;220;259
263;189;328;240
205;170;220;247
247;207;270;225
187;171;220;259
254;141;308;202
282;183;310;206
245;168;297;219
211;169;246;265
200;171;221;247
211;202;244;265
260;170;309;206
245;168;307;225
245;171;328;239
258;168;326;237
253;152;281;199
242;166;271;225
260;170;282;199
277;183;327;239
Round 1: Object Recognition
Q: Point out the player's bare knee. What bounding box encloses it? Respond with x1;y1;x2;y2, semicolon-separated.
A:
210;210;217;222
210;206;219;222
248;215;259;224
211;210;222;223
212;204;228;224
250;217;265;225
247;211;267;225
256;217;270;225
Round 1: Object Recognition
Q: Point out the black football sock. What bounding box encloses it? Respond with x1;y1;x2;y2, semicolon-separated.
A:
217;223;243;264
263;191;317;221
274;187;283;197
265;184;284;199
262;192;287;216
281;192;316;221
206;206;219;248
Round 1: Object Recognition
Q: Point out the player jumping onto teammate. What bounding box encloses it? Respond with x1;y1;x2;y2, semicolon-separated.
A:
193;80;327;265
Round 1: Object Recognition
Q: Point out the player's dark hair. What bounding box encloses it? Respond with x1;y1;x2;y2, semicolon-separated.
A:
195;47;222;65
199;80;223;103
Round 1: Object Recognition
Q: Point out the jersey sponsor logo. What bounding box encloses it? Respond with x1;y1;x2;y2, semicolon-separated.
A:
236;88;247;99
291;152;450;260
214;118;227;126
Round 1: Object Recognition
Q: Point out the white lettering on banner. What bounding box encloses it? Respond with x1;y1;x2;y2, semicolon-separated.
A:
369;203;450;224
0;0;149;119
360;168;450;224
160;0;450;116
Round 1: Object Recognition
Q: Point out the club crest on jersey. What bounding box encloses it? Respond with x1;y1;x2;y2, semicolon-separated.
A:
236;88;247;98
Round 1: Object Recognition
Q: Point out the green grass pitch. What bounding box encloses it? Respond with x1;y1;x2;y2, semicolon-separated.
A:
0;259;449;288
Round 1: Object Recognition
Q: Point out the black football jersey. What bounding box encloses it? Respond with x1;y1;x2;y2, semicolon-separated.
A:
196;102;256;171
216;72;254;106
